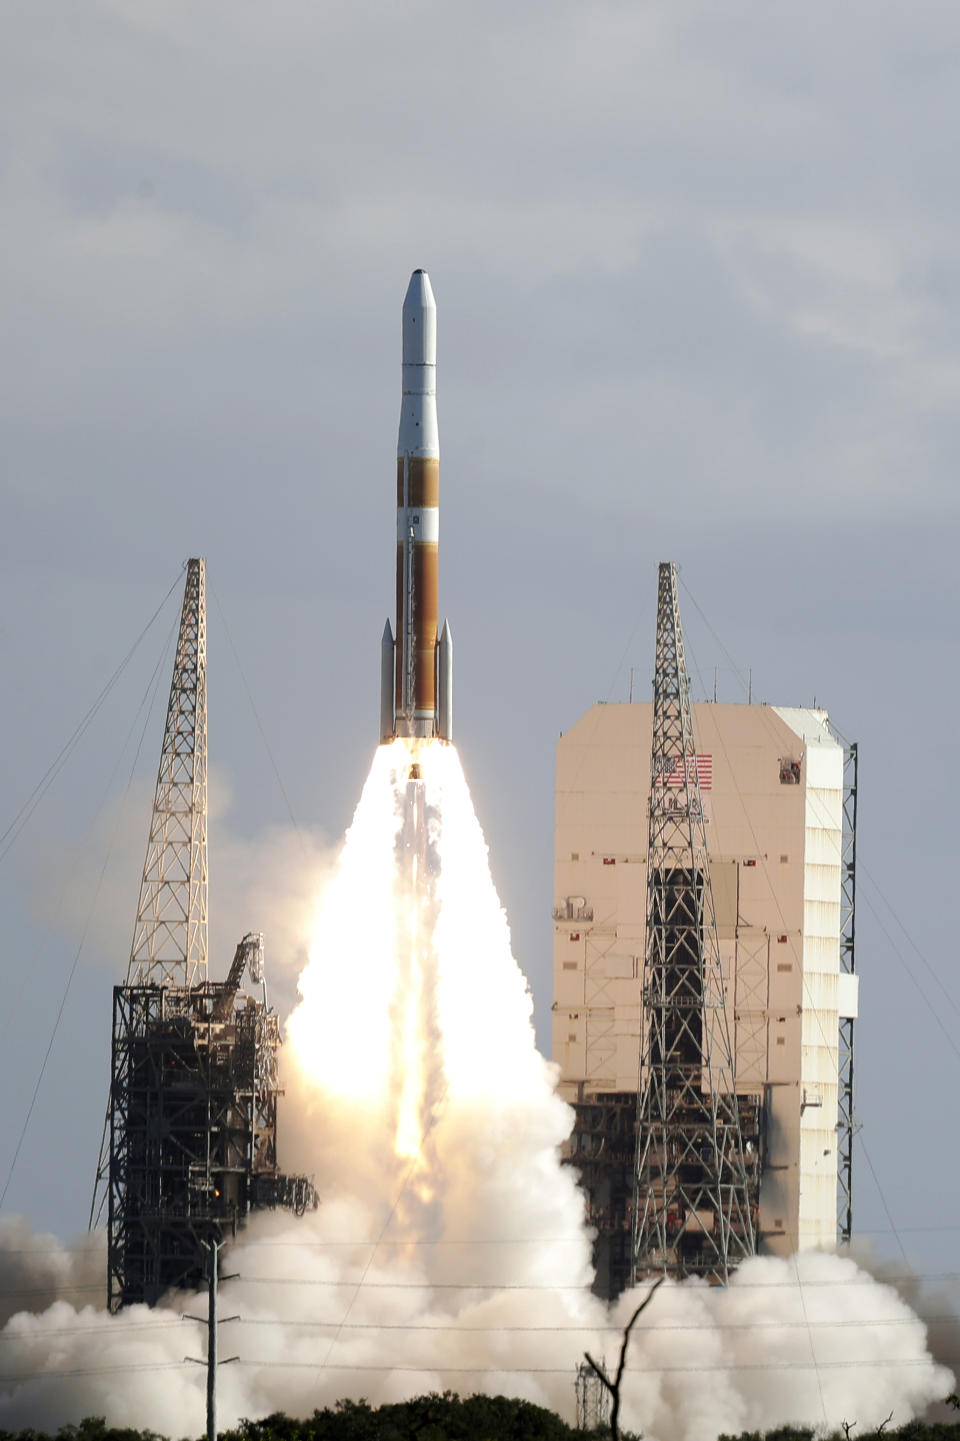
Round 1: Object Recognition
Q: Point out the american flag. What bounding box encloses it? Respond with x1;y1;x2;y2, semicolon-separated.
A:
659;754;712;790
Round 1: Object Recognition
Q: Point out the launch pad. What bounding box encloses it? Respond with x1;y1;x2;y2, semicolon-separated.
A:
93;561;317;1312
107;975;316;1310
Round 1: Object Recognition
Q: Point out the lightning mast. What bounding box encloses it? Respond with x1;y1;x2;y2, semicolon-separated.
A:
632;563;758;1283
128;556;208;986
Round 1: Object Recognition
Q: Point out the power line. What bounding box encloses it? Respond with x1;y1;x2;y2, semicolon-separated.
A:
3;1265;960;1311
229;1271;960;1292
230;1314;960;1334
0;1352;954;1385
0;1320;188;1341
232;1355;959;1376
13;1220;960;1259
3;1304;960;1346
0;1362;191;1383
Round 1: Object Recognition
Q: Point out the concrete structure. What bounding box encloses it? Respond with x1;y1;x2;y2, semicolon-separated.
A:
554;700;858;1293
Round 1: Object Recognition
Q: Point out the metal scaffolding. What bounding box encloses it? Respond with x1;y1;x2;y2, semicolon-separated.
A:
129;557;208;988
107;977;316;1311
837;741;858;1244
92;559;317;1308
575;1358;610;1432
565;1090;637;1301
632;563;759;1284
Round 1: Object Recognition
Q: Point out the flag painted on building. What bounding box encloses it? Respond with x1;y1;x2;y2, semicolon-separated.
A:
659;754;713;790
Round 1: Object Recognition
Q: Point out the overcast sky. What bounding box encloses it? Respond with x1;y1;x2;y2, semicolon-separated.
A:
1;1;958;1285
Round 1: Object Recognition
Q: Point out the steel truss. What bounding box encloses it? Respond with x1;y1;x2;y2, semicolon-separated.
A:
632;563;759;1284
566;1091;638;1301
130;557;208;988
107;980;317;1312
837;741;858;1243
96;559;318;1307
575;1359;610;1432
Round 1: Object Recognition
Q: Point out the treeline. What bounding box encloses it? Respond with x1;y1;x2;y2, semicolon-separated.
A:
3;1402;960;1441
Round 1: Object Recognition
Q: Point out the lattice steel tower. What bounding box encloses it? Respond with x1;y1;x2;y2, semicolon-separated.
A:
836;741;858;1244
632;562;759;1283
129;556;207;986
92;558;317;1308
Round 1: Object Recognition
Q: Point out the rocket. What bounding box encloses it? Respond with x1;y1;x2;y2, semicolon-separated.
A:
380;269;453;744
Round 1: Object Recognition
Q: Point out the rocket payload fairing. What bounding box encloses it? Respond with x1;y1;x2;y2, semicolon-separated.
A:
380;270;453;744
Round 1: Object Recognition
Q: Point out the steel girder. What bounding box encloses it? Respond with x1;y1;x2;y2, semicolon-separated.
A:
632;563;759;1284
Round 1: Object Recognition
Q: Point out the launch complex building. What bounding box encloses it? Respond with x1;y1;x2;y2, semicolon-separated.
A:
553;565;858;1298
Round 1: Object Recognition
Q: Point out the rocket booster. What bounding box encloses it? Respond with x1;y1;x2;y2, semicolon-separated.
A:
380;270;453;744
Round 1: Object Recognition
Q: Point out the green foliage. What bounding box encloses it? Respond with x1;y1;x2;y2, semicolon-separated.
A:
226;1391;607;1441
718;1428;818;1441
5;1402;960;1441
57;1420;166;1441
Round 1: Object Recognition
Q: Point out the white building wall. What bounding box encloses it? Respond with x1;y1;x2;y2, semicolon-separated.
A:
776;709;844;1251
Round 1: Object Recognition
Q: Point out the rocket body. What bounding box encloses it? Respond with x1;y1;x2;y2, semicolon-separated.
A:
381;270;453;744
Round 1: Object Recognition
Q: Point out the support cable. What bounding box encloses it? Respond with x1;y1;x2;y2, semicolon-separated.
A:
1;614;178;1217
0;571;183;868
671;577;940;1258
87;619;179;1229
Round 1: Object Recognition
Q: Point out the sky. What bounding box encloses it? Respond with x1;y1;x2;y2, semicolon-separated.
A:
0;0;959;1303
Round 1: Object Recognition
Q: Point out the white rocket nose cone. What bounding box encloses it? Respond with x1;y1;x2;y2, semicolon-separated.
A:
403;268;436;312
402;269;437;371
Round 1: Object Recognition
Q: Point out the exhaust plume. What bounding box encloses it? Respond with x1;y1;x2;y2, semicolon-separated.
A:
0;743;951;1439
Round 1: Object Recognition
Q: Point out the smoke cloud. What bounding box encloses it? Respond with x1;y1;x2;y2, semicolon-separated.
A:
0;1218;104;1329
0;744;952;1440
38;768;335;1032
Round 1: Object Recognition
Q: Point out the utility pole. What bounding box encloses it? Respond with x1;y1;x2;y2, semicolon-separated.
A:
632;562;759;1284
185;1238;239;1441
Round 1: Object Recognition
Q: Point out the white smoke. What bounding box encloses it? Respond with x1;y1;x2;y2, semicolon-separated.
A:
41;769;334;1022
0;1218;105;1329
0;743;952;1439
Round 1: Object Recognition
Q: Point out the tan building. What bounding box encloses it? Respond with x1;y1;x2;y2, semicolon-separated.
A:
554;701;857;1293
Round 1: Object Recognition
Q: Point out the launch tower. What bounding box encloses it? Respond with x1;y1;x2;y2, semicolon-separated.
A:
93;560;316;1312
554;568;858;1298
631;563;759;1282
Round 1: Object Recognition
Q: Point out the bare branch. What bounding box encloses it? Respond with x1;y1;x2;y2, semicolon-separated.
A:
583;1277;664;1441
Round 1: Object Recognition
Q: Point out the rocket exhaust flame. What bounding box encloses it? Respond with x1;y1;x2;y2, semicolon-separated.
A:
392;756;442;1170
